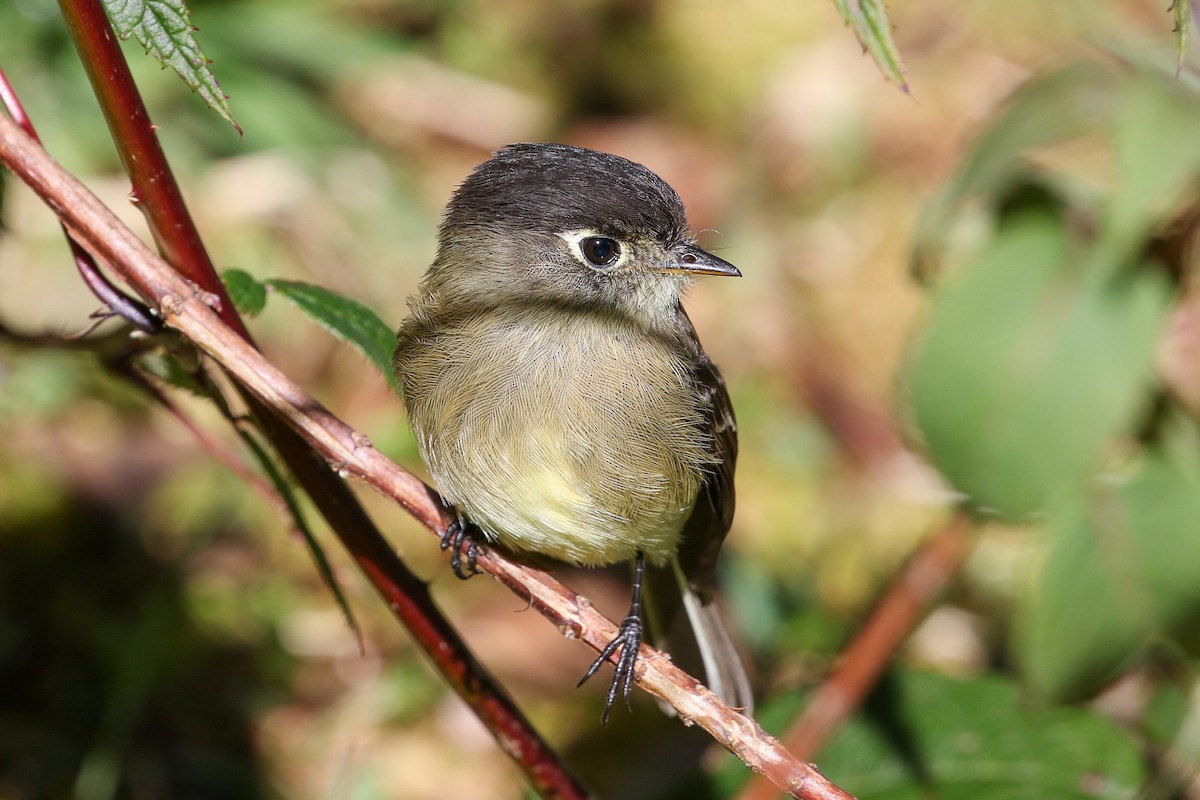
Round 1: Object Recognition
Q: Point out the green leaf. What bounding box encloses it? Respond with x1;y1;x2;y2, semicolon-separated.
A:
1144;677;1190;752
221;268;267;317
103;0;241;133
266;280;397;390
907;211;1170;518
939;62;1115;207
818;670;1144;799
1017;454;1200;701
1118;456;1200;636
831;0;908;90
1016;495;1153;701
1102;74;1200;270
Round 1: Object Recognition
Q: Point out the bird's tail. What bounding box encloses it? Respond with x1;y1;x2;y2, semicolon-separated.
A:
644;557;754;716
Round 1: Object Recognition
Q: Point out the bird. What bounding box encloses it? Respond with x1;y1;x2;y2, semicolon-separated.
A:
394;142;751;723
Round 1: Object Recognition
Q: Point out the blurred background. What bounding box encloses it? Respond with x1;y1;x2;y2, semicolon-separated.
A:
0;1;1191;798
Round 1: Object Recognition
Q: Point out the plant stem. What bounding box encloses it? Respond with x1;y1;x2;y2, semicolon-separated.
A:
48;2;589;795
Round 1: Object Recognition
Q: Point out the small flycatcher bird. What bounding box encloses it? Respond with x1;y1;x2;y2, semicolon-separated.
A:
394;142;751;722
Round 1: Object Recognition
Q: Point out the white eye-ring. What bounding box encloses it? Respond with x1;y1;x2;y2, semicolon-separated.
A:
561;230;625;270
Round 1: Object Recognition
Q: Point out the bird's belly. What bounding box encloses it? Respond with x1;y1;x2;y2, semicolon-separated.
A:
412;318;711;568
439;402;700;566
457;425;696;567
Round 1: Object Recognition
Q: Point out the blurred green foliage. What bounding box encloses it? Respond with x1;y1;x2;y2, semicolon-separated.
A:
906;59;1200;718
0;485;289;799
910;207;1168;517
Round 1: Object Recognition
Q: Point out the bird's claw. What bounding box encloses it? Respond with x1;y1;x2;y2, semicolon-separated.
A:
440;518;481;579
578;612;643;726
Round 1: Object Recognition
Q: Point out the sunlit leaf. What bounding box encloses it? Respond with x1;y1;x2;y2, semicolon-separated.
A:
267;280;397;390
831;0;908;90
103;0;241;133
221;268;267;317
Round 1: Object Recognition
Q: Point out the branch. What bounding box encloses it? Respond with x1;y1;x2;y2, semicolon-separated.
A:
0;111;856;800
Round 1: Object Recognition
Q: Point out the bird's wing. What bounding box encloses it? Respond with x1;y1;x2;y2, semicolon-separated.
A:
644;313;751;711
676;338;737;599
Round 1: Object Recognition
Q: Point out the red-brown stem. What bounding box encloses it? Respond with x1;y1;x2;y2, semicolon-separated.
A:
0;68;33;132
736;513;973;800
46;4;589;796
57;0;246;335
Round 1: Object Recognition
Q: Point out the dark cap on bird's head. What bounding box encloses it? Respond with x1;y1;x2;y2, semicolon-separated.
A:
443;143;689;246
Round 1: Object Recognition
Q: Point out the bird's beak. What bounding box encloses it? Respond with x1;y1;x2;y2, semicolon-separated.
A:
661;244;742;277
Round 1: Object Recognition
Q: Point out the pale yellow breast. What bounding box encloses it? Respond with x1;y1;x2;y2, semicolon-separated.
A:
402;307;713;567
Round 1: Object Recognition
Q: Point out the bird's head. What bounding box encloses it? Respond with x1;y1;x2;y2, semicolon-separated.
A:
427;143;740;328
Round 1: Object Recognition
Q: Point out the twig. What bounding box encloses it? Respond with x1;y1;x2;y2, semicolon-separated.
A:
736;512;973;800
0;110;856;800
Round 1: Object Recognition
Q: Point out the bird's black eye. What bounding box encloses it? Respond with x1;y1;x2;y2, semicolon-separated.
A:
580;236;620;268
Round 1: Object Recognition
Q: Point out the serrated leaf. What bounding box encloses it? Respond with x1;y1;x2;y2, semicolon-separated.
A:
907;211;1170;518
266;280;397;390
221;268;268;317
818;671;1144;799
831;0;908;90
103;0;241;133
